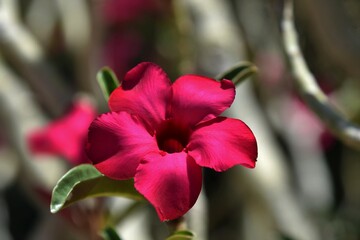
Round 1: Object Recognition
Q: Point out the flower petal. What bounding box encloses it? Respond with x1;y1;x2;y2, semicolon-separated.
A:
134;152;202;221
86;111;158;180
187;117;257;171
171;75;235;127
27;98;96;165
109;62;172;127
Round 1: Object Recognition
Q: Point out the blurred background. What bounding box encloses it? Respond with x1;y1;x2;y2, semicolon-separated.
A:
0;0;359;239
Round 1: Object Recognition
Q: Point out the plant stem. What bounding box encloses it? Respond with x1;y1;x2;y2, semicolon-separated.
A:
282;0;360;150
166;216;187;234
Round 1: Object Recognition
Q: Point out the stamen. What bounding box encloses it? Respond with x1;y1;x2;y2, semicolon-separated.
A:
156;120;190;153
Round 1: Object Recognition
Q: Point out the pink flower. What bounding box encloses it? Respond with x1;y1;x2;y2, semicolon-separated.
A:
102;32;143;79
28;97;97;165
101;0;163;25
86;62;257;221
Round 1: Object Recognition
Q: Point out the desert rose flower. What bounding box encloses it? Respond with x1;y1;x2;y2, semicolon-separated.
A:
86;62;257;221
28;97;97;165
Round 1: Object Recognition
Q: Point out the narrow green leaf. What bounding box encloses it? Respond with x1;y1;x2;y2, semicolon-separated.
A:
216;61;257;85
97;67;120;100
50;164;143;213
101;226;122;240
166;230;195;240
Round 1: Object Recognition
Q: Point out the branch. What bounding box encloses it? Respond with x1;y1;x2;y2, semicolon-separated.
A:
282;0;360;150
0;0;72;116
179;0;321;239
0;55;67;190
294;0;360;80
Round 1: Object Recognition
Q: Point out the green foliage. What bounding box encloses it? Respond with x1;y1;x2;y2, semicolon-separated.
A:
101;226;122;240
50;164;143;213
166;230;195;240
97;67;120;100
216;61;257;85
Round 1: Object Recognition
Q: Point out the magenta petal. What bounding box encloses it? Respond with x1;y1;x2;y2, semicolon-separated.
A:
27;98;96;165
86;111;158;180
187;117;257;171
171;75;235;127
109;62;172;127
134;152;202;221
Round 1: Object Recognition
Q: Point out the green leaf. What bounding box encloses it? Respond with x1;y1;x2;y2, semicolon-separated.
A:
216;61;257;85
97;67;120;100
50;164;143;213
166;230;195;240
101;226;122;240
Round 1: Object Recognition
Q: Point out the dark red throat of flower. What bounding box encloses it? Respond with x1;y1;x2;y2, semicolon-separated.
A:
156;120;191;153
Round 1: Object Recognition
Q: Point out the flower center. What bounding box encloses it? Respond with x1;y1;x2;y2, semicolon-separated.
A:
156;120;190;153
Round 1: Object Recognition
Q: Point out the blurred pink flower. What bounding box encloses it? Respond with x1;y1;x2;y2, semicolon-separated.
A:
284;97;335;150
28;97;97;165
101;0;163;24
100;0;170;81
86;62;257;221
102;32;143;79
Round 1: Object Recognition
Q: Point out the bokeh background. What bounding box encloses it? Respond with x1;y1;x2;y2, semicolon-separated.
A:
0;0;359;239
